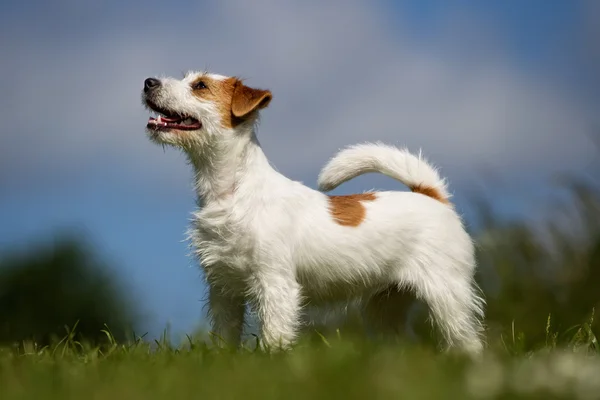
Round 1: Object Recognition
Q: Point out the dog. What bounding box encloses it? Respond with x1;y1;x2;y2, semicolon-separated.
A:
141;71;485;354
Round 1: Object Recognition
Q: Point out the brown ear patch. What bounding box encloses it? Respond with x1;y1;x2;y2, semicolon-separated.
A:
191;76;271;129
328;193;377;227
410;184;449;204
231;81;272;118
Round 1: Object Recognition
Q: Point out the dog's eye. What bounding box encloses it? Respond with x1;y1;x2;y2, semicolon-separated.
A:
193;81;207;90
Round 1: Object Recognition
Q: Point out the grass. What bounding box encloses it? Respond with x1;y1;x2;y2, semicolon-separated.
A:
0;318;599;400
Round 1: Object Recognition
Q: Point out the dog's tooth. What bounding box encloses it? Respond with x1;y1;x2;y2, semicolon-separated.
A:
156;116;162;123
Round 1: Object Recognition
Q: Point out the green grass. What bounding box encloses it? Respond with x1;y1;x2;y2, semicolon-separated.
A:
0;319;599;400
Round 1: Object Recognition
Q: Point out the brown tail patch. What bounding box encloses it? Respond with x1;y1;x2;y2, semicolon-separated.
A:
410;184;449;204
328;193;377;227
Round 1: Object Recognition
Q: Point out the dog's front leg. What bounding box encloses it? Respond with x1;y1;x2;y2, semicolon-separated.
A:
248;271;302;351
207;284;246;348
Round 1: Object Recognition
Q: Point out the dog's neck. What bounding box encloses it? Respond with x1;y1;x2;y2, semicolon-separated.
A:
187;125;277;207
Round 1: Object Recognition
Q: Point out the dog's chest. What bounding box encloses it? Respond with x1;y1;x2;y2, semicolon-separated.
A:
189;206;256;283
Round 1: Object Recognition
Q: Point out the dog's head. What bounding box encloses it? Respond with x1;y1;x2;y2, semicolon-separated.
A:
142;71;272;148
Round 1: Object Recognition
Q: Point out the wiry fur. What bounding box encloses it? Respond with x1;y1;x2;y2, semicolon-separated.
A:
142;70;486;355
318;142;450;201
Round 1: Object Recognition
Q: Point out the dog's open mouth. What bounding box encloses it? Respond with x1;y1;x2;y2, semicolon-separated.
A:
146;101;202;131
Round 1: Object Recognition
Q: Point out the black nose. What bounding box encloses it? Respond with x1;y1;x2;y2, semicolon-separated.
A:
144;77;161;93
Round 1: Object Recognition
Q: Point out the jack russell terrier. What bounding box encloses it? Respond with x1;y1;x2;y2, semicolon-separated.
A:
142;71;485;354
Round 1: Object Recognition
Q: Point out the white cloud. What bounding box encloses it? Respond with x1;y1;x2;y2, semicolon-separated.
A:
0;0;596;192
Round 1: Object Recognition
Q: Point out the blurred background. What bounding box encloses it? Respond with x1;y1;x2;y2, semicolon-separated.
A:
0;0;598;349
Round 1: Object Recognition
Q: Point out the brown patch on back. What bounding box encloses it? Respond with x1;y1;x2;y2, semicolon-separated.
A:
328;193;377;227
410;184;449;204
191;76;271;129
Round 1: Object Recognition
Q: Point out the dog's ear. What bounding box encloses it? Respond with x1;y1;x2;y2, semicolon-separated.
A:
231;81;272;118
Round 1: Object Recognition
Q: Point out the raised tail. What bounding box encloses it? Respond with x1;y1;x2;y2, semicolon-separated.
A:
317;142;451;204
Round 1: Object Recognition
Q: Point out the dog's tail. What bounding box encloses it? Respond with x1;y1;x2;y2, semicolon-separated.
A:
317;142;451;204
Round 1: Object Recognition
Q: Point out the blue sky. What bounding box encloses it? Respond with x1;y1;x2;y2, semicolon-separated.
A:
1;0;598;340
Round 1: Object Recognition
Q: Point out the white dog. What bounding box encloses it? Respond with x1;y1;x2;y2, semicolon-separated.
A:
142;71;485;354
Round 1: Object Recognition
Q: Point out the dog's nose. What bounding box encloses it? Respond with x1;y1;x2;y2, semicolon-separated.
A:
144;77;161;93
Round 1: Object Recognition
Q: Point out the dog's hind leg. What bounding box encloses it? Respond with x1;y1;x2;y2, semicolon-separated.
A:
362;286;415;340
396;260;485;355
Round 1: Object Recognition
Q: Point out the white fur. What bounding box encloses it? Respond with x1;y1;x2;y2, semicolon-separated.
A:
318;142;451;200
142;71;485;354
